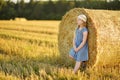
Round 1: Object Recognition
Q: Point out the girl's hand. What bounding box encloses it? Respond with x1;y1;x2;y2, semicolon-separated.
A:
74;48;79;53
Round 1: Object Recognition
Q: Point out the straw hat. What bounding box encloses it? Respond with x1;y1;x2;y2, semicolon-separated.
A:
78;14;87;22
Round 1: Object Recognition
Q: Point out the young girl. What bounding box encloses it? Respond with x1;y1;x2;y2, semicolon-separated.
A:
69;14;88;74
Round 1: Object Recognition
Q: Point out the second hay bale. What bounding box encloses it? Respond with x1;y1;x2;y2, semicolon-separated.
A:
58;8;120;67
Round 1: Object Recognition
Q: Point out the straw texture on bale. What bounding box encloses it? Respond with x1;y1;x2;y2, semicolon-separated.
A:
58;8;120;67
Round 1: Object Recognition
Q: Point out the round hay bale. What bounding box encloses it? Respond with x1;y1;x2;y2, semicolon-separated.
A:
58;8;120;67
14;17;27;21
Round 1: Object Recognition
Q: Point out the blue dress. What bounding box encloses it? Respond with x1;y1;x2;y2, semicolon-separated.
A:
69;27;88;62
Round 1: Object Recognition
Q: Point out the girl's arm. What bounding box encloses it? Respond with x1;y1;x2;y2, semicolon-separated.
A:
73;31;76;50
77;31;88;51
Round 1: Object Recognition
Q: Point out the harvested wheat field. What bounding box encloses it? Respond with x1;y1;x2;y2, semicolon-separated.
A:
58;8;120;67
0;20;119;79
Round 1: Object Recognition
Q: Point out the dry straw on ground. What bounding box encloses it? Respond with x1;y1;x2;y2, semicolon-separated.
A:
58;8;120;67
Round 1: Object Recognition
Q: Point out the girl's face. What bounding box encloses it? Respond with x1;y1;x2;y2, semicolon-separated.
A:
77;18;84;26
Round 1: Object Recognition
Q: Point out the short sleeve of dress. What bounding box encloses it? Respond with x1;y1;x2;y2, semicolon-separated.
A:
82;27;88;33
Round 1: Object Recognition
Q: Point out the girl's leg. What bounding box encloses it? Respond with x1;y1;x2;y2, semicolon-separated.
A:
73;61;82;74
82;61;86;68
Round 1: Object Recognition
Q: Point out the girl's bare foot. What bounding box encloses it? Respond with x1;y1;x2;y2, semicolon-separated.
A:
72;70;78;75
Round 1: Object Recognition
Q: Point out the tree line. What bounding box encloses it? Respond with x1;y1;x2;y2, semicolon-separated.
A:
0;0;120;20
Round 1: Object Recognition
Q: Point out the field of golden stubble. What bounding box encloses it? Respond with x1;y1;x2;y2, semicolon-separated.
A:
0;20;119;80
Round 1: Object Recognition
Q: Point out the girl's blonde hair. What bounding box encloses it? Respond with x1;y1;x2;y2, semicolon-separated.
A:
78;21;87;28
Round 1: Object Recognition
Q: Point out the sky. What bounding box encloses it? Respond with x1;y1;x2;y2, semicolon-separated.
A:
7;0;117;3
